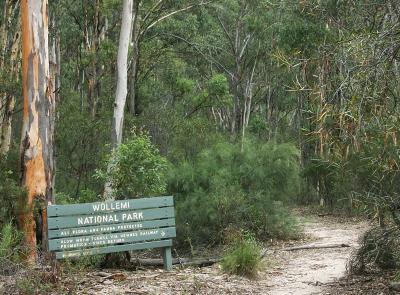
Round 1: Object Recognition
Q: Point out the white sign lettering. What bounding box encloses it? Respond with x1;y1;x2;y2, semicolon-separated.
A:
122;212;144;221
77;214;119;225
92;201;130;212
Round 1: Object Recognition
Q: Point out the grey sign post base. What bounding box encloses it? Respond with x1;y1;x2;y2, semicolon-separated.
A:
162;246;173;270
47;196;176;271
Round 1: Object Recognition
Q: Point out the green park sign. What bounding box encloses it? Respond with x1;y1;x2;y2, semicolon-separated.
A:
47;196;176;270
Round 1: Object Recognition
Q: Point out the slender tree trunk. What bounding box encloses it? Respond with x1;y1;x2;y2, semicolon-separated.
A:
0;96;15;155
88;0;100;118
112;0;134;147
19;0;55;262
0;0;12;69
104;0;134;200
55;35;61;104
128;0;139;115
128;41;139;115
0;0;20;156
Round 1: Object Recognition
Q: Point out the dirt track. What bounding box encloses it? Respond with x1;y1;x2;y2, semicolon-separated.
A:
266;217;367;294
70;215;368;295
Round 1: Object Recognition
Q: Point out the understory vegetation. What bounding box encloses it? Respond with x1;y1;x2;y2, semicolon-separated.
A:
221;233;263;278
350;226;400;274
96;133;301;248
170;139;300;247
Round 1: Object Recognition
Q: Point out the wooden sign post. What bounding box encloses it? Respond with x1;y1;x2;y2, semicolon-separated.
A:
47;196;176;270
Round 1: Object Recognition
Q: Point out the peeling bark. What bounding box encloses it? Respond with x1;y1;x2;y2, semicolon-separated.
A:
19;0;55;263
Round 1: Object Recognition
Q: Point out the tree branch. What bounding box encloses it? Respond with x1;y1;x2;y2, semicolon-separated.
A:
140;1;213;37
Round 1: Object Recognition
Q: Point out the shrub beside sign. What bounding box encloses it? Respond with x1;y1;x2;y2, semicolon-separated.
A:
47;196;176;270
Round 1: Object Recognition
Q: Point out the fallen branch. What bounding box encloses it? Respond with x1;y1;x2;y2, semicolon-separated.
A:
131;257;221;267
304;277;373;287
281;243;350;251
317;213;332;217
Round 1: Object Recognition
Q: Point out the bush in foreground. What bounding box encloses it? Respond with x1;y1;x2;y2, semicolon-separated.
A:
96;131;168;199
221;234;263;278
0;222;21;261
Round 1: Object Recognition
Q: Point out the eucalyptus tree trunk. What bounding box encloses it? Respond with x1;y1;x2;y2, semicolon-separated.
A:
19;0;55;262
104;0;134;200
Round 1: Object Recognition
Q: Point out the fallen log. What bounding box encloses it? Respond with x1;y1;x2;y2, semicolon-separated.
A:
131;257;221;267
131;248;271;268
281;243;350;251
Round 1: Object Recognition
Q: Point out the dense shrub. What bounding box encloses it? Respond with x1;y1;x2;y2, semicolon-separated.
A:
221;233;263;278
301;156;356;209
0;222;21;260
303;122;400;223
0;222;22;277
169;139;300;246
97;132;168;199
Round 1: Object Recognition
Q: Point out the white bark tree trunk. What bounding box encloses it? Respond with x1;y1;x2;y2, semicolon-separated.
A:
104;0;134;200
112;0;134;147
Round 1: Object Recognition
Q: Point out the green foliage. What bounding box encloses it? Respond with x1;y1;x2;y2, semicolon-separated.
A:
5;0;399;265
176;77;195;95
63;254;105;271
0;159;25;227
16;275;53;295
170;139;300;246
349;125;400;224
221;233;263;278
395;269;400;282
0;222;21;260
55;189;99;205
136;105;223;163
205;74;232;107
303;118;400;222
55;89;111;200
97;132;168;198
